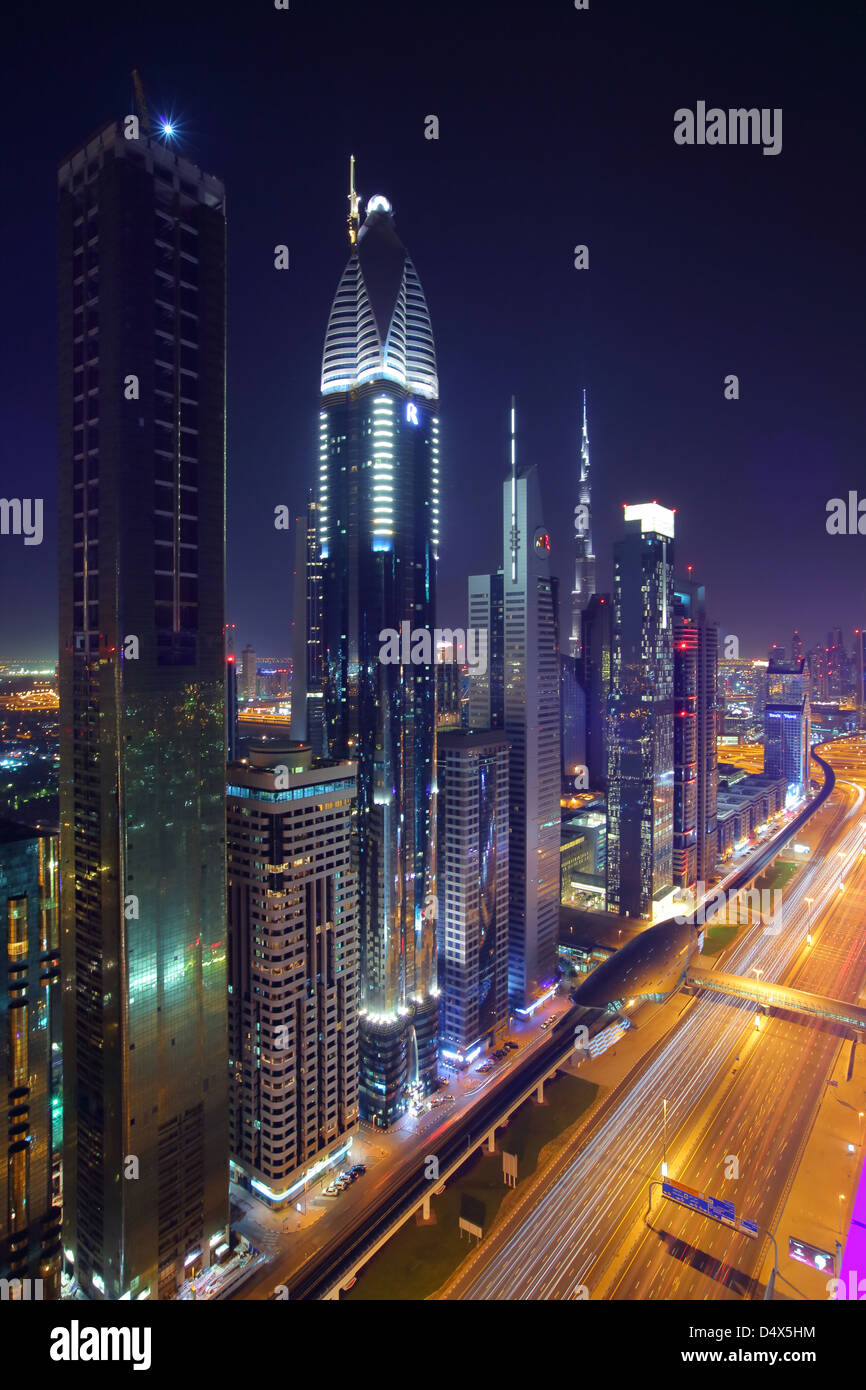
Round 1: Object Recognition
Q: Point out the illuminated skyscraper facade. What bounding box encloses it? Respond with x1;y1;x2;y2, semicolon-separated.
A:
227;746;359;1204
318;175;439;1124
436;731;509;1063
856;628;866;722
58;119;228;1299
673;602;698;889
241;645;257;702
467;571;504;732
764;703;810;798
291;494;326;756
606;504;676;920
0;822;62;1299
569;390;596;658
673;579;719;889
470;408;560;1005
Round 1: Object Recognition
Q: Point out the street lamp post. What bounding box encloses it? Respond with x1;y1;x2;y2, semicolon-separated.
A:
763;1227;780;1302
804;896;813;946
662;1098;668;1178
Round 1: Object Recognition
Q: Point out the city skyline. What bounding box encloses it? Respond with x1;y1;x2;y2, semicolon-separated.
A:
2;0;865;662
3;0;866;1338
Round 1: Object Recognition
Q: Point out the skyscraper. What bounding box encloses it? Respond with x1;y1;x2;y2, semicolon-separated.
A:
226;624;238;763
318;165;439;1125
606;504;676;920
435;648;465;730
579;592;612;792
569;390;596;658
826;627;845;698
763;658;810;798
471;405;560;1006
766;656;808;703
1;821;62;1299
436;731;509;1064
226;745;359;1204
467;571;504;732
672;601;698;889
290;494;326;755
855;628;866;723
764;704;810;799
560;653;586;793
241;644;257;703
673;578;719;889
58;117;228;1299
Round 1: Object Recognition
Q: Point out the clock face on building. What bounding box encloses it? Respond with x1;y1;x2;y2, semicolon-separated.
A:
534;528;551;555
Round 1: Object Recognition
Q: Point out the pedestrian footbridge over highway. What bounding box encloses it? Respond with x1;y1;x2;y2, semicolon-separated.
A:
686;966;866;1037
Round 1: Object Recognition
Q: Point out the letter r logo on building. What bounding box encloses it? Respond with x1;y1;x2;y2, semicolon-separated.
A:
406;402;419;425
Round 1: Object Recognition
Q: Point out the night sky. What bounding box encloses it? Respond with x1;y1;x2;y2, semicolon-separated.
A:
1;0;864;662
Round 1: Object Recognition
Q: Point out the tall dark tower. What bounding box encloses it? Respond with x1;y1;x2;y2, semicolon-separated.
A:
318;162;439;1125
58;115;228;1299
856;628;866;724
606;505;675;920
569;390;596;657
579;592;612;792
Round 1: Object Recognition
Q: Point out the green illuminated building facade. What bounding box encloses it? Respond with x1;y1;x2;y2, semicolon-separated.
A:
1;821;62;1299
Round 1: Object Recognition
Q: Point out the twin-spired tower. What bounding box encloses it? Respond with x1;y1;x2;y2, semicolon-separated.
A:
317;162;440;1124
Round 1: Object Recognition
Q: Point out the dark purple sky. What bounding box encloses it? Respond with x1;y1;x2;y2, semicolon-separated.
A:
1;0;864;663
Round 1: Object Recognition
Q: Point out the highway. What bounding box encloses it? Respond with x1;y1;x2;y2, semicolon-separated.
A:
238;743;842;1299
441;738;866;1300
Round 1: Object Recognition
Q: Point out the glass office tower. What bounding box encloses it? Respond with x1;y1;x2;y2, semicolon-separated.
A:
467;571;505;733
470;410;560;1007
579;593;612;793
290;494;327;756
436;731;509;1064
58;119;228;1299
606;504;676;920
318;176;439;1124
764;703;811;799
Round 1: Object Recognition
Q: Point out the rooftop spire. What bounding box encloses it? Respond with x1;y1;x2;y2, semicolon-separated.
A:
509;395;518;580
347;154;360;246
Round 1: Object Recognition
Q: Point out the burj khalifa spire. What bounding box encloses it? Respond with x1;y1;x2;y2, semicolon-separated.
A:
569;389;596;657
